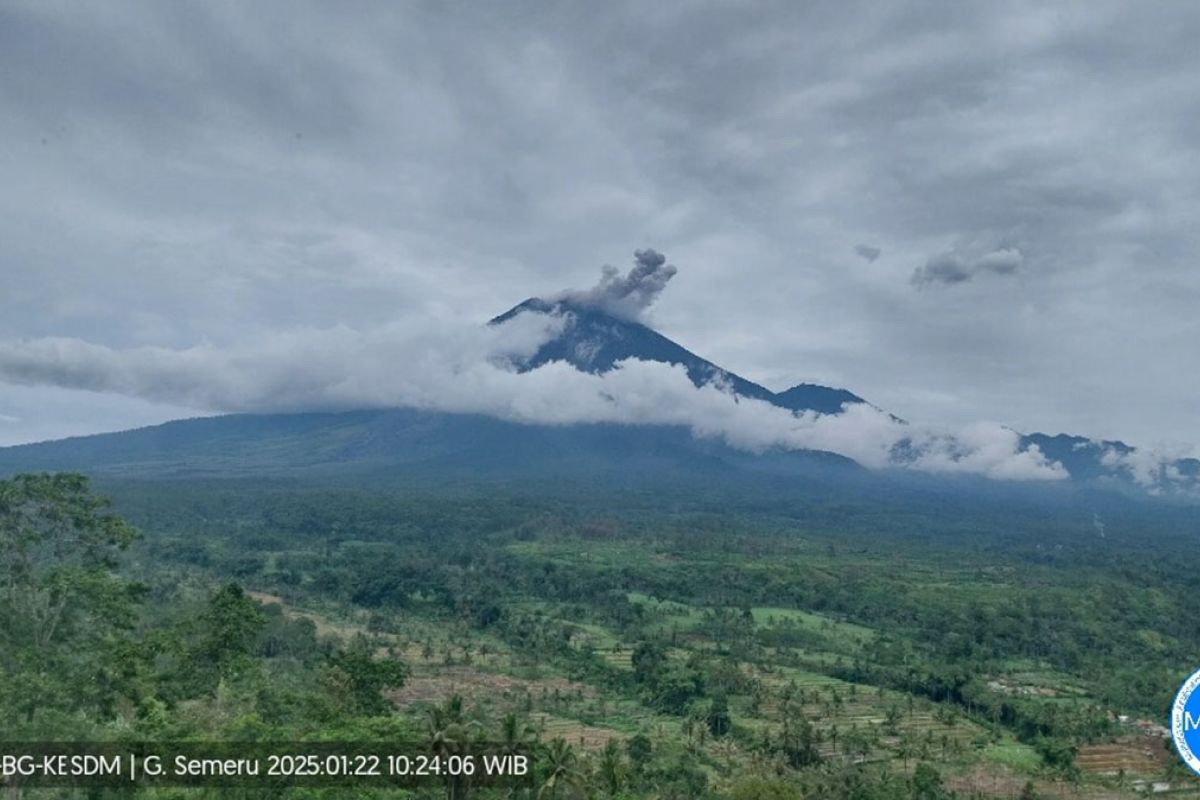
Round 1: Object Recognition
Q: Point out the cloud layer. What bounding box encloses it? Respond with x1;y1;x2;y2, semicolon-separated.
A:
1;2;1199;452
0;309;1067;481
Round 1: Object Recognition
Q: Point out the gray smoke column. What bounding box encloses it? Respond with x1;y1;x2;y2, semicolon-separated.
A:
563;249;678;319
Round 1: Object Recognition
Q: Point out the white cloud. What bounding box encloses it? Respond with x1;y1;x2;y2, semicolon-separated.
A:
2;2;1200;453
0;310;1067;481
1100;444;1197;491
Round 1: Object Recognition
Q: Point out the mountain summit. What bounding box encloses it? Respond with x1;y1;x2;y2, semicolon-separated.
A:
486;269;1197;495
0;250;1195;496
490;297;867;416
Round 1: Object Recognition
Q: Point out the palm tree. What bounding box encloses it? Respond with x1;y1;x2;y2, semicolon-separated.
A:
496;712;537;800
426;695;476;800
598;738;623;797
427;695;467;754
500;712;537;752
537;738;583;800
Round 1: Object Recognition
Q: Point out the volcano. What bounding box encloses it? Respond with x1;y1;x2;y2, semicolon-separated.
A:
0;279;1195;497
491;297;867;416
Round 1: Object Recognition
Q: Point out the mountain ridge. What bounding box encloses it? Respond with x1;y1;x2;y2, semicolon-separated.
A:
491;297;869;416
0;295;1194;496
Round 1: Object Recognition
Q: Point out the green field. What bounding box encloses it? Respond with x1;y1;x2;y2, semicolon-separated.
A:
4;474;1200;798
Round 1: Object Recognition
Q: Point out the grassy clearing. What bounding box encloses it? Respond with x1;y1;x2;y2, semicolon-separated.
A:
982;740;1042;772
750;606;875;646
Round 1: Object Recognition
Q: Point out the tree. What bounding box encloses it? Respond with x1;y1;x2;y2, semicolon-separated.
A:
598;738;624;796
194;584;266;679
708;693;732;738
884;704;903;733
729;777;804;800
651;666;705;714
326;643;408;715
626;733;653;774
499;712;536;754
538;738;583;800
910;762;948;800
631;640;666;685
0;473;141;730
778;715;821;769
1033;735;1078;776
427;695;478;800
427;694;470;756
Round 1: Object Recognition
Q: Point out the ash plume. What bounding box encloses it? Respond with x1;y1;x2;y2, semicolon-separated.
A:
561;249;678;319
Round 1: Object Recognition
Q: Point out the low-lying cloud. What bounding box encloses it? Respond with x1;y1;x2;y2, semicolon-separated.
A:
912;248;1023;288
1100;444;1199;494
0;308;1069;481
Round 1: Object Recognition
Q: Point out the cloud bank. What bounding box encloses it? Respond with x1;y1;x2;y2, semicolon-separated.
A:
2;3;1200;451
0;309;1066;481
1100;444;1200;494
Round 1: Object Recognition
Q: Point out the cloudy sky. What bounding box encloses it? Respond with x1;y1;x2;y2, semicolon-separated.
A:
1;0;1198;455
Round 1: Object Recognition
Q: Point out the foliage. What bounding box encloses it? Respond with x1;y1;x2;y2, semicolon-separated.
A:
3;472;1195;799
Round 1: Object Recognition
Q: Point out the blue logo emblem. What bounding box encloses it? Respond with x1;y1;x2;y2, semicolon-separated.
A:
1172;668;1200;775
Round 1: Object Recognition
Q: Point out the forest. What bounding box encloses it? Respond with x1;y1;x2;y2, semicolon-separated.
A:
3;472;1200;799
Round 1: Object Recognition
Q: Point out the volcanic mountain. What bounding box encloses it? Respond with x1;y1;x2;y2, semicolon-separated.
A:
491;297;867;416
0;297;872;485
0;291;1195;497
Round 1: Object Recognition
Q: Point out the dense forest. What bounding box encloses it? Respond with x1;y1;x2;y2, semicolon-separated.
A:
3;472;1199;798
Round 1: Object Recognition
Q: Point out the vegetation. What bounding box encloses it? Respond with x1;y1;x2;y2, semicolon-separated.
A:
2;472;1198;798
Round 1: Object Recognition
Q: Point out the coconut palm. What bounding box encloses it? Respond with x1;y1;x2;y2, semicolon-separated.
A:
537;737;583;800
496;712;538;800
598;738;624;797
426;694;478;800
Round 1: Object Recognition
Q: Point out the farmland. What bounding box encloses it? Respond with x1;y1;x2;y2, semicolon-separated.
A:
5;474;1200;798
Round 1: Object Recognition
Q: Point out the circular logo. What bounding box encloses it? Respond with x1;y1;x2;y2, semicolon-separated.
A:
1172;668;1200;775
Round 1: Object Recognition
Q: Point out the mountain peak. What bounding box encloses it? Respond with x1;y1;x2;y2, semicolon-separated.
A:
488;297;557;325
490;296;868;415
774;383;867;416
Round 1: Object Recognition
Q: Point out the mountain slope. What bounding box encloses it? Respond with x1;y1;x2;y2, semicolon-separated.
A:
774;384;869;416
0;297;870;483
492;297;866;414
1022;432;1200;487
489;297;1196;494
0;407;862;484
0;295;1194;497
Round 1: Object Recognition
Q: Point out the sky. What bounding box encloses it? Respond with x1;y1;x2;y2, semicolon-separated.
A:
1;1;1198;459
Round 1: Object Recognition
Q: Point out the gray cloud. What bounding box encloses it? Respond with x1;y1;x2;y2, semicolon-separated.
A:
913;253;973;286
560;249;678;319
0;312;1066;481
0;1;1198;453
911;248;1023;288
854;244;881;263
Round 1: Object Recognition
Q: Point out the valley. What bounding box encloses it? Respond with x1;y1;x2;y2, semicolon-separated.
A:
4;475;1193;798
